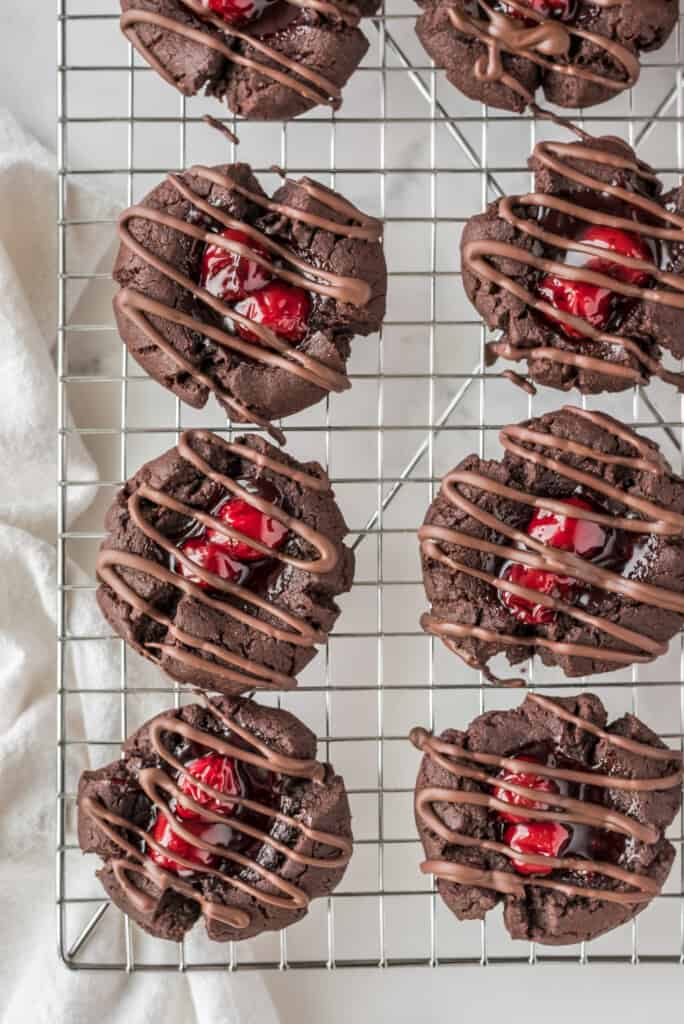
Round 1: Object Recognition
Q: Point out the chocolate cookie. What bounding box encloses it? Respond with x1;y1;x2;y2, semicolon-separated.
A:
461;132;684;396
419;405;684;685
415;0;677;113
114;161;386;437
78;695;353;941
97;429;354;694
411;691;682;945
120;0;379;120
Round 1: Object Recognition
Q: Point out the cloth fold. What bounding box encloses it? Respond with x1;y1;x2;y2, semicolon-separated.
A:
0;109;279;1024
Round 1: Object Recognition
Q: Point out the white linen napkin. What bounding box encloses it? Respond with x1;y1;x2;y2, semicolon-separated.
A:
0;109;279;1024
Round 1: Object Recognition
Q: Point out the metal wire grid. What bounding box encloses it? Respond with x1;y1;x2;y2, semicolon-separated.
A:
57;0;684;970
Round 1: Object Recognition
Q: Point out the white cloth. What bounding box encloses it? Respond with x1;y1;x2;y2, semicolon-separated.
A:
0;110;278;1024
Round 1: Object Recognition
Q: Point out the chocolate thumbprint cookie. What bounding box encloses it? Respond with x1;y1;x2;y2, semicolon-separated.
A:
96;430;353;694
79;695;353;941
120;0;381;120
419;406;684;685
461;132;684;396
415;0;677;113
113;161;386;439
411;691;682;944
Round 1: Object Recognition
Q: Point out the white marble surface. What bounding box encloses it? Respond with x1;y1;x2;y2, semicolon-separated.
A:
4;0;684;1017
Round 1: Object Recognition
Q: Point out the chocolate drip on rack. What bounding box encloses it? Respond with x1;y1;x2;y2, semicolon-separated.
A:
419;406;684;686
97;429;340;690
115;162;381;440
82;698;353;930
463;138;684;391
121;0;360;110
448;0;640;107
410;692;683;904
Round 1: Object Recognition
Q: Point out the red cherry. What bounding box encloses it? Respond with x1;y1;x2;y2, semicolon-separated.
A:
148;814;222;874
500;562;577;625
504;822;570;875
582;225;652;287
233;281;311;344
527;495;608;561
499;0;573;20
535;0;572;14
493;755;561;824
176;753;243;821
537;273;613;339
207;497;288;562
176;536;242;589
200;228;271;303
205;0;277;24
538;226;652;338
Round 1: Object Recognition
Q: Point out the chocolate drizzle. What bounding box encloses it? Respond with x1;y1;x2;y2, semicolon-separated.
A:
410;693;683;906
448;0;640;107
121;0;360;110
115;163;381;441
419;406;684;686
82;698;353;930
463;138;684;392
97;429;340;691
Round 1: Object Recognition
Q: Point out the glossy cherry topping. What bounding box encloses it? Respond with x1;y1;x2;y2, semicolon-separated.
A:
527;495;608;560
173;482;290;594
234;281;311;344
504;821;570;875
537;273;613;339
538;225;652;339
500;563;577;625
207;496;289;562
200;228;272;303
499;495;629;626
175;752;243;820
148;813;234;874
204;0;278;26
492;754;561;824
582;225;652;287
496;0;574;22
492;751;569;875
175;536;242;589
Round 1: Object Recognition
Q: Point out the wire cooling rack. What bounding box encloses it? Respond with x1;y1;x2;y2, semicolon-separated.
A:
57;0;684;970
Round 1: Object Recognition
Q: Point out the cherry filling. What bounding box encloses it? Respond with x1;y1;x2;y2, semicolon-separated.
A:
201;228;272;302
175;752;244;820
503;821;570;875
206;496;289;562
526;495;608;558
500;564;576;625
492;748;625;877
149;814;231;874
149;752;244;874
175;536;243;589
174;481;289;591
233;281;311;344
494;0;574;24
199;227;311;345
492;755;569;875
499;494;633;626
147;746;281;877
537;225;653;340
492;754;561;824
203;0;279;26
